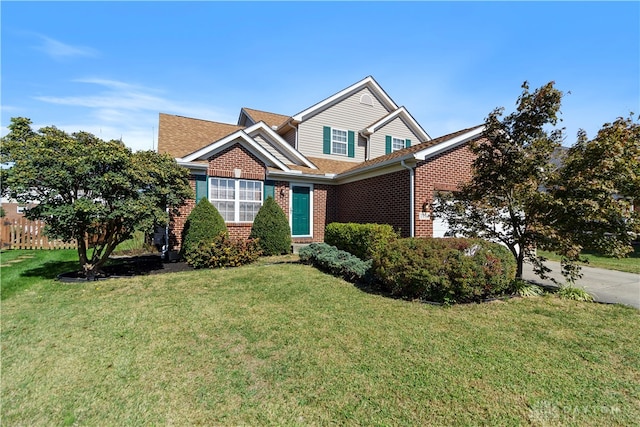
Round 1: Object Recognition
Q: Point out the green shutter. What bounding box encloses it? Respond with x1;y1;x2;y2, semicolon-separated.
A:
195;174;207;201
323;126;331;154
264;180;275;201
385;135;392;154
405;138;411;148
348;130;355;158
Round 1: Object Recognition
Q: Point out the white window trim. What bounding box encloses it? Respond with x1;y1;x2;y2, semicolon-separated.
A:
392;136;405;152
331;127;348;156
209;178;263;223
289;182;313;238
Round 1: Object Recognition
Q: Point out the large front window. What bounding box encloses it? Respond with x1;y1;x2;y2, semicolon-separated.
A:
210;178;262;222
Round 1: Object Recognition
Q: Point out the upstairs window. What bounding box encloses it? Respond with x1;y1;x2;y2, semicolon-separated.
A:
392;137;405;152
323;126;355;158
332;128;348;156
385;135;412;154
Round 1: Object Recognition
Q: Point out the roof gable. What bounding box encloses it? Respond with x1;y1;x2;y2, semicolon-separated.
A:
180;130;291;172
291;76;399;123
363;106;431;142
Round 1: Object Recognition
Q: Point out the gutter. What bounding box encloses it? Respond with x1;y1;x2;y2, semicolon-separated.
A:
400;159;415;238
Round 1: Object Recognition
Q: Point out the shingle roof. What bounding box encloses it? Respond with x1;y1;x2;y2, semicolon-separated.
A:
158;113;244;158
341;125;484;174
242;108;291;129
282;157;359;175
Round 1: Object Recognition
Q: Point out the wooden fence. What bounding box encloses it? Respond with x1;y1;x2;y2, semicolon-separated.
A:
0;218;77;250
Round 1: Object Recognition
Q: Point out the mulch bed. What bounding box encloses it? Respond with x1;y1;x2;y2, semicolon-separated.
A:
58;254;194;282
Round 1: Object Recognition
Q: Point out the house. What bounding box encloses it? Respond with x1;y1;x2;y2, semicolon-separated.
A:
158;76;485;254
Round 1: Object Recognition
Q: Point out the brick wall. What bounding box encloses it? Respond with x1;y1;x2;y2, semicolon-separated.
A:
169;143;267;251
336;169;411;237
414;140;478;237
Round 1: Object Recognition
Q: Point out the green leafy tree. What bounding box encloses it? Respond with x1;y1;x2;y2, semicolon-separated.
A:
548;115;640;261
181;197;227;260
433;82;564;280
249;196;291;255
1;117;192;278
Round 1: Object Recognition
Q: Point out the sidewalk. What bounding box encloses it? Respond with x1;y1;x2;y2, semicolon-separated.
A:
522;261;640;309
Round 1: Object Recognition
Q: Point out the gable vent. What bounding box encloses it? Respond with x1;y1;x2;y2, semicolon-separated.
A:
359;93;374;106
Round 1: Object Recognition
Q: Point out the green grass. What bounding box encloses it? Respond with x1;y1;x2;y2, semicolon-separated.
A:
2;251;639;426
538;245;640;274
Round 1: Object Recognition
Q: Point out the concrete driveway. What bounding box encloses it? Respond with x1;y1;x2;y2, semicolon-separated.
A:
522;261;640;309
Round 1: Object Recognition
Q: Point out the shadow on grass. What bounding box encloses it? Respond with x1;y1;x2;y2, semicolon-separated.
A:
20;261;81;280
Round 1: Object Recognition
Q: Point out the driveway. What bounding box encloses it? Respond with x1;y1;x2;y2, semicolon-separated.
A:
522;261;640;309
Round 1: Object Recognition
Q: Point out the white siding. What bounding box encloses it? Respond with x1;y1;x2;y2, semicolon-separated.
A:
282;127;296;148
252;133;291;165
370;117;424;160
297;87;392;162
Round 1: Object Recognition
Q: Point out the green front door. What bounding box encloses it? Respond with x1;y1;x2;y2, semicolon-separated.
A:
291;186;310;236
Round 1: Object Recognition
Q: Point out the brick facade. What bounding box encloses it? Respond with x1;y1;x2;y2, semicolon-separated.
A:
414;140;477;238
336;169;412;237
169;139;481;251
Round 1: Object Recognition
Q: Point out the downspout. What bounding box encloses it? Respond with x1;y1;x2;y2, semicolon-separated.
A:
401;160;415;237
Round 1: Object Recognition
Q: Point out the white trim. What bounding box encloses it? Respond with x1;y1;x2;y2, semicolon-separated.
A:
292;76;398;122
362;106;431;142
415;126;484;160
180;130;291;172
176;160;208;170
331;127;349;156
244;121;317;169
289;182;313;238
209;177;263;223
392;136;405;152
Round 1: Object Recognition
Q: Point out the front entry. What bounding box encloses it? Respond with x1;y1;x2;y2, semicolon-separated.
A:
291;185;311;236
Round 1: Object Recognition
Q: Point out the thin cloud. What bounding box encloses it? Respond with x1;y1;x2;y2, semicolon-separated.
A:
35;35;98;59
33;78;235;151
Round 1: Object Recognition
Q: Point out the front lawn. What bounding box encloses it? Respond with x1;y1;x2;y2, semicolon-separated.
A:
1;250;639;425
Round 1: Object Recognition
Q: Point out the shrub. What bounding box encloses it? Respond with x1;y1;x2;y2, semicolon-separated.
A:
324;222;398;260
556;285;594;302
185;232;262;269
299;243;372;283
249;196;291;255
510;279;544;297
181;197;227;260
372;238;516;303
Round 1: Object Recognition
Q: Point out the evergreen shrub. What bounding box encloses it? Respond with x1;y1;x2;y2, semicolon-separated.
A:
372;237;516;303
181;197;227;260
299;243;372;283
324;222;398;260
249;196;291;255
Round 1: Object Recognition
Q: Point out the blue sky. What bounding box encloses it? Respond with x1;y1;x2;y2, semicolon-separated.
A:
2;1;638;152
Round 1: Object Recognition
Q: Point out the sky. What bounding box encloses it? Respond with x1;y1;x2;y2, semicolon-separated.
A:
2;1;639;152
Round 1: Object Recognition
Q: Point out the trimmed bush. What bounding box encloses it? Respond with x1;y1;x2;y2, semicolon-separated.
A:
181;197;227;260
372;238;516;304
299;243;372;283
185;232;262;269
324;222;398;260
250;196;291;255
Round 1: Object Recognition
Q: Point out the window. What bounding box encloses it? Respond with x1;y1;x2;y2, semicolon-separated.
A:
332;128;348;156
392;137;405;152
210;178;262;222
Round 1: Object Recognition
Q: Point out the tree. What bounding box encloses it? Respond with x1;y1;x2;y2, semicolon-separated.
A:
1;117;192;278
249;196;291;255
180;197;227;260
548;115;640;261
433;82;564;280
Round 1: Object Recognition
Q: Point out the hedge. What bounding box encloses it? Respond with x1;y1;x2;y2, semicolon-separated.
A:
324;222;398;260
299;243;372;283
372;237;516;303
